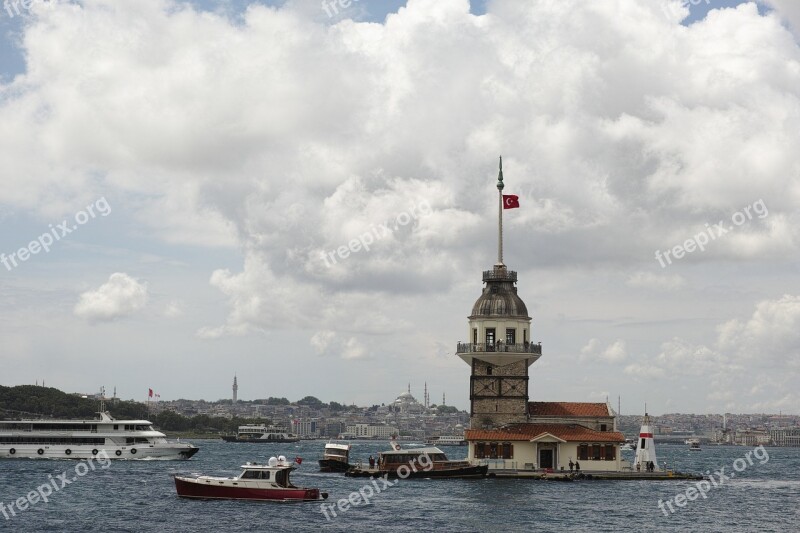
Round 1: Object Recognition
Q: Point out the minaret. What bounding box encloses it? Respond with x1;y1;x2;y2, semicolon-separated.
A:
232;375;238;403
456;157;542;429
424;382;429;408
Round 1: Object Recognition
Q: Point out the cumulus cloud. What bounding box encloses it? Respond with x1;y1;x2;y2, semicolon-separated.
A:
74;273;148;322
581;338;628;363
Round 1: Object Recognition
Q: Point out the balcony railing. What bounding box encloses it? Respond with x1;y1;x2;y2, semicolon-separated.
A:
482;270;517;282
456;342;542;355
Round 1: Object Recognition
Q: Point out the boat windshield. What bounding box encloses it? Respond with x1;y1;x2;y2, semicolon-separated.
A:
325;449;348;457
240;470;271;480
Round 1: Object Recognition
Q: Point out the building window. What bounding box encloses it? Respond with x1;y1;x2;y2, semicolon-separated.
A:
486;366;492;375
489;443;498;459
475;443;485;459
485;328;495;346
605;445;615;461
506;329;516;345
502;443;513;459
473;328;478;344
600;424;607;431
578;444;588;461
523;329;527;343
592;444;601;460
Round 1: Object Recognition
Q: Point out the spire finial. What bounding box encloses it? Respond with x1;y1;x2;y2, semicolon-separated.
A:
497;156;504;191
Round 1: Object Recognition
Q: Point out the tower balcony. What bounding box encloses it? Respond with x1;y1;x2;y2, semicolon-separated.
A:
456;342;541;355
482;269;517;283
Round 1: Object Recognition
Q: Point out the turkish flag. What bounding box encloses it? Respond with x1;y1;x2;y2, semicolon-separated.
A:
148;388;153;398
503;195;520;209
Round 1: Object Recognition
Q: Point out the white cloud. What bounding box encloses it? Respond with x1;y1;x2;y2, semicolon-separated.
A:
74;273;148;322
581;338;628;363
626;271;686;290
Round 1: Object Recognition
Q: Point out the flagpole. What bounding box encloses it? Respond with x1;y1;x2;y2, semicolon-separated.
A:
497;156;504;267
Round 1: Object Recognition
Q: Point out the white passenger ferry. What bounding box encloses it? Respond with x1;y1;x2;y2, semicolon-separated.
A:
425;435;466;446
0;412;198;460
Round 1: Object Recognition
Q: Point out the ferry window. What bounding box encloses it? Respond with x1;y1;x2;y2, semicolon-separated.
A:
475;443;485;459
502;443;513;459
605;445;615;461
505;329;515;345
485;328;495;346
592;444;601;460
114;425;118;430
578;444;589;461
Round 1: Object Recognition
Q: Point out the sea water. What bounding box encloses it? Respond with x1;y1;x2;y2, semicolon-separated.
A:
1;440;798;532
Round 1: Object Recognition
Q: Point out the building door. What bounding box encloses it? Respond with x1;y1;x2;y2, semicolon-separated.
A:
539;449;553;469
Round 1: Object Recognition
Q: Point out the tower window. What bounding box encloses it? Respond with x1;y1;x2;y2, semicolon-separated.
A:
485;328;495;346
506;329;516;345
473;328;478;344
486;366;492;375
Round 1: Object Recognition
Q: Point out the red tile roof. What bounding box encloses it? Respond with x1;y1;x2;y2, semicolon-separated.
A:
465;423;624;443
528;401;611;418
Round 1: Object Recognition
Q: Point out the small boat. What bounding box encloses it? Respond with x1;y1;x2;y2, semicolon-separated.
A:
174;455;327;502
221;424;299;443
318;441;352;472
620;439;636;451
424;435;466;446
688;439;701;451
345;439;487;479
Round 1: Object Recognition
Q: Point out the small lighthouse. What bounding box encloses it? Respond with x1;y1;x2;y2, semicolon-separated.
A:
633;412;659;472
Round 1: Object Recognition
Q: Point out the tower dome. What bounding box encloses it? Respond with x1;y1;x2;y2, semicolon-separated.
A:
469;265;530;319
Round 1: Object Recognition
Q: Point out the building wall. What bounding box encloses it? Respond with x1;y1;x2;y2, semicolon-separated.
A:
471;359;529;428
529;415;615;432
468;318;531;345
467;440;622;472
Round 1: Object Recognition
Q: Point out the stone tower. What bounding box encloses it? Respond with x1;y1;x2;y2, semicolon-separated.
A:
455;158;542;429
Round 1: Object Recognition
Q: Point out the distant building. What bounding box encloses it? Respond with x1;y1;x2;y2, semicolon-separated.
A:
345;423;399;439
769;427;800;447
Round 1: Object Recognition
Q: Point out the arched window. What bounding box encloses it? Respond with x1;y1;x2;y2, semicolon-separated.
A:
578;444;589;461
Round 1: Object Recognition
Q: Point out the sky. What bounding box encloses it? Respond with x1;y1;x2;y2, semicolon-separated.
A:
1;0;800;415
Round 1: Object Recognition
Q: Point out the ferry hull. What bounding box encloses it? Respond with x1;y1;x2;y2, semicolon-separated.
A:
174;476;320;501
221;436;300;443
346;464;488;479
1;444;198;460
318;459;351;473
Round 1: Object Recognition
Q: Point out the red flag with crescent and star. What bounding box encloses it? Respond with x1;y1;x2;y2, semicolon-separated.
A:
503;195;519;209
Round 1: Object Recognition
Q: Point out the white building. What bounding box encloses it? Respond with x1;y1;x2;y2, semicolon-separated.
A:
345;423;399;439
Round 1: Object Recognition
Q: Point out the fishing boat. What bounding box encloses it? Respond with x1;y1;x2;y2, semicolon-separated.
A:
318;441;352;472
221;424;299;443
345;439;487;479
0;412;198;460
174;455;327;502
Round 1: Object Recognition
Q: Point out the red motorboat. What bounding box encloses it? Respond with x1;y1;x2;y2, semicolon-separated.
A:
174;455;327;502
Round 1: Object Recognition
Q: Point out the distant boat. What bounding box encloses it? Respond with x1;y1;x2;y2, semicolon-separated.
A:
318;441;352;472
424;435;466;446
221;424;299;443
0;412;198;460
687;439;701;451
620;439;636;451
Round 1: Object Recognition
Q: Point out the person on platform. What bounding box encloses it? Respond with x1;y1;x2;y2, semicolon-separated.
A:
368;455;375;468
575;461;580;472
568;460;574;472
